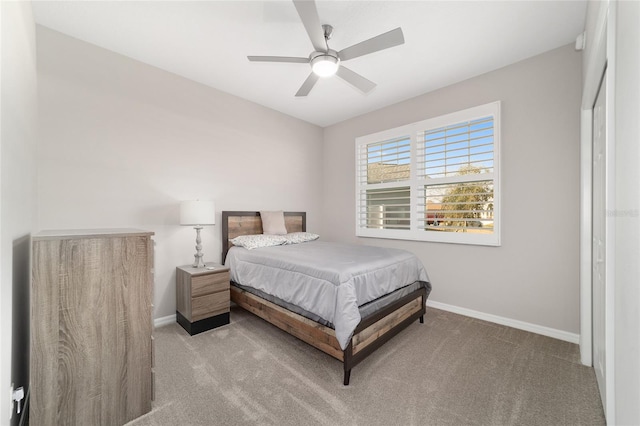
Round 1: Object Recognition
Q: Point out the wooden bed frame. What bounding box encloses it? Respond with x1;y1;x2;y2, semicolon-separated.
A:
221;211;428;385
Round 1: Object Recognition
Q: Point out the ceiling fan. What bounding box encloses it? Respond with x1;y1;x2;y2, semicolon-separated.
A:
248;0;405;97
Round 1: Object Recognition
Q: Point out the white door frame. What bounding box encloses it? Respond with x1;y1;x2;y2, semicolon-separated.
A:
580;0;616;422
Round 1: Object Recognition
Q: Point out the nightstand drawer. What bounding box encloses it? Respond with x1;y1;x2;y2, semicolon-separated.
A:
192;272;230;297
192;290;230;321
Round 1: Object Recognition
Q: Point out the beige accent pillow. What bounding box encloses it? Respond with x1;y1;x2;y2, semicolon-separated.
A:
260;210;287;235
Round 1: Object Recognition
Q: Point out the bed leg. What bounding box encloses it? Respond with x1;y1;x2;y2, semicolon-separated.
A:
343;369;351;386
420;315;424;324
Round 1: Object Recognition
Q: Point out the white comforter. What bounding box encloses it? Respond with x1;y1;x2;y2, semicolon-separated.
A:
225;241;430;350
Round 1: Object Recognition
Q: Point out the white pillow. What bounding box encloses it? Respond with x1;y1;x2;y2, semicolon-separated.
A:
230;234;287;250
260;210;287;235
283;232;319;245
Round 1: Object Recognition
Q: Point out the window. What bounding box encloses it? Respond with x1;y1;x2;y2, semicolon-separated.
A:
356;101;500;246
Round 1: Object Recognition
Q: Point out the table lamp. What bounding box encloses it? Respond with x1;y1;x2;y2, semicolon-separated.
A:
180;200;215;268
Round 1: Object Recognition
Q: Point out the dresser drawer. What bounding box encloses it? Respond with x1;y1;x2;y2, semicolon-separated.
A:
192;271;230;297
192;290;230;321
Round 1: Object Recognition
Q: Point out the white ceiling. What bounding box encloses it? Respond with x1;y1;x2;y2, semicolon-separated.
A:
32;1;587;127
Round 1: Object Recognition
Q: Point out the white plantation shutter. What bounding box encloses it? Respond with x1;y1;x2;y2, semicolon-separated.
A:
357;187;411;230
356;136;411;230
417;116;494;179
416;180;494;232
416;116;495;234
359;136;411;184
355;102;500;246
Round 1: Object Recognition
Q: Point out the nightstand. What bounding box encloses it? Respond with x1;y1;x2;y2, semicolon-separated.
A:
176;263;230;335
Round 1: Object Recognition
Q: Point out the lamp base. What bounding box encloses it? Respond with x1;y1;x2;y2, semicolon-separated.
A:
192;226;206;268
192;256;206;268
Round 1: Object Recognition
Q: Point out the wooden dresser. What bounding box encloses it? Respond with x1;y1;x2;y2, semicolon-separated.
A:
31;229;154;425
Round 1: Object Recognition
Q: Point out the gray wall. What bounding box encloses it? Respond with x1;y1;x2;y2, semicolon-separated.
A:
1;2;38;423
36;26;324;320
322;44;583;334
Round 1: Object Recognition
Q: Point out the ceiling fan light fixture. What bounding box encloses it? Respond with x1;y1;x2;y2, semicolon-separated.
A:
311;54;339;77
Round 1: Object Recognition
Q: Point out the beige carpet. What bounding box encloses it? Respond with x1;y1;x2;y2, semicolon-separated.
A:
129;306;605;426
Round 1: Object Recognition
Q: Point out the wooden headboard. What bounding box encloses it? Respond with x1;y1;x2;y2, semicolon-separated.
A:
221;211;306;263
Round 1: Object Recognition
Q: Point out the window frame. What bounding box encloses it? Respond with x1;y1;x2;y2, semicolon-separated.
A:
355;101;501;246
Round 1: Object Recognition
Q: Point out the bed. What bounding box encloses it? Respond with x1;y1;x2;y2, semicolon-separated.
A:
222;211;431;385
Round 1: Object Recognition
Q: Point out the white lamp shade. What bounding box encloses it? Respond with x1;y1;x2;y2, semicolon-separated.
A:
180;200;215;226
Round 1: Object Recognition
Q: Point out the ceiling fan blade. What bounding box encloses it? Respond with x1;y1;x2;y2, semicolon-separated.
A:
338;27;404;61
293;0;326;52
336;66;376;93
247;56;309;63
295;73;320;97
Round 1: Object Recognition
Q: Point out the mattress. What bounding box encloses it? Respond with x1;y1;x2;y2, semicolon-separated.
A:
225;240;431;349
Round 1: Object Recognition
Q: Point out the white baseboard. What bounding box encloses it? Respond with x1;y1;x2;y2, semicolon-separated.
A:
154;314;176;328
426;300;580;344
